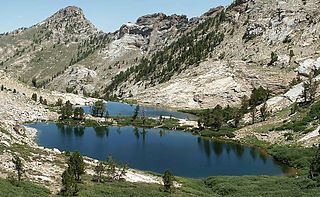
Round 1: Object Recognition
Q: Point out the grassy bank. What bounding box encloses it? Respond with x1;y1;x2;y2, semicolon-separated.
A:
58;119;103;127
3;174;320;197
0;178;50;197
243;136;317;173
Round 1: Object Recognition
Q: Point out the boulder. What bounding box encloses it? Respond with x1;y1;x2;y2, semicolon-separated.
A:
296;57;320;76
13;125;26;135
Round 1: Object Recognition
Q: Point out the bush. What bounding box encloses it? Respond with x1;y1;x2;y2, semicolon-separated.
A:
213;182;238;195
267;145;316;170
161;170;175;193
6;173;19;187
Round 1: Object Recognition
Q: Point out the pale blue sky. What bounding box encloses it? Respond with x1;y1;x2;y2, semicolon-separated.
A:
0;0;233;33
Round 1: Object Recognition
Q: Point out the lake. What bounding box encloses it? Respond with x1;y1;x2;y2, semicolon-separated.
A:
82;101;197;120
28;122;292;178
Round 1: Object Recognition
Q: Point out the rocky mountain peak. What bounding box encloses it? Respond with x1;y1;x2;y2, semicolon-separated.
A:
116;12;188;39
57;6;84;16
202;6;225;17
38;5;98;38
43;6;85;25
136;13;167;25
136;12;188;29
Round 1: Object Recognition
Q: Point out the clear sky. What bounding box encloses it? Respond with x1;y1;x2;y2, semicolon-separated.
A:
0;0;233;33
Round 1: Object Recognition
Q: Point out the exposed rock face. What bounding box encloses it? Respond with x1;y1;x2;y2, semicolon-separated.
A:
296;57;320;76
202;6;225;17
243;23;266;41
136;13;188;30
46;66;97;94
115;12;189;54
129;60;295;109
40;6;98;39
118;23;153;38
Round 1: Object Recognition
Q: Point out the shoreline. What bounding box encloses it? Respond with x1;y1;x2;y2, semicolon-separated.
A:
25;115;300;178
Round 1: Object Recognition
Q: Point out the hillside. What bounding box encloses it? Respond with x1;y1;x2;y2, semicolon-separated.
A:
106;0;320;109
0;6;110;89
1;0;319;110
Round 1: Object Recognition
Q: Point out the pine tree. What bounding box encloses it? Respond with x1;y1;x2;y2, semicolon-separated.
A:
32;78;37;87
12;156;24;182
260;102;268;121
94;162;105;183
67;152;85;182
233;109;243;128
289;49;295;65
268;51;278;66
162;170;175;193
39;96;43;104
104;109;109;122
132;105;140;121
251;106;256;124
302;72;319;104
56;98;63;106
43;99;48;105
106;154;117;181
60;101;73;120
91;100;106;117
73;107;84;120
31;93;37;102
61;168;78;196
310;146;320;179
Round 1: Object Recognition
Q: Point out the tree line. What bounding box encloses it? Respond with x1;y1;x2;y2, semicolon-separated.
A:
197;86;271;132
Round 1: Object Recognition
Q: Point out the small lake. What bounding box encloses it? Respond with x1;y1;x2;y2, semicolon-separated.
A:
82;101;197;120
28;123;292;178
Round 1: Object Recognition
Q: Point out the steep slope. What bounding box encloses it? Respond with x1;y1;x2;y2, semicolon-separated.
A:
45;12;189;95
104;0;320;109
0;6;105;87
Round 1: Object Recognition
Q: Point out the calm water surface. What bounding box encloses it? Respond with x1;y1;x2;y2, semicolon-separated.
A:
82;101;197;120
28;123;291;178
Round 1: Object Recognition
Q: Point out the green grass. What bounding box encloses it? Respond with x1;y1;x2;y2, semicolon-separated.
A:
9;143;65;168
0;144;5;154
9;143;50;161
198;126;236;138
0;178;50;197
0;126;11;136
243;136;317;173
267;145;316;172
121;99;138;105
274;101;320;133
0;127;10;154
112;116;181;130
58;119;103;127
204;176;320;196
56;175;214;197
55;174;320;197
3;169;320;197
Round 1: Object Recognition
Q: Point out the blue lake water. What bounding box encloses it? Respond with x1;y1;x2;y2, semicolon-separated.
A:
82;101;197;120
28;122;292;178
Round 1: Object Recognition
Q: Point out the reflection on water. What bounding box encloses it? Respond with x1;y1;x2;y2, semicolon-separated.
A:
197;137;254;159
29;123;293;178
82;101;198;120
